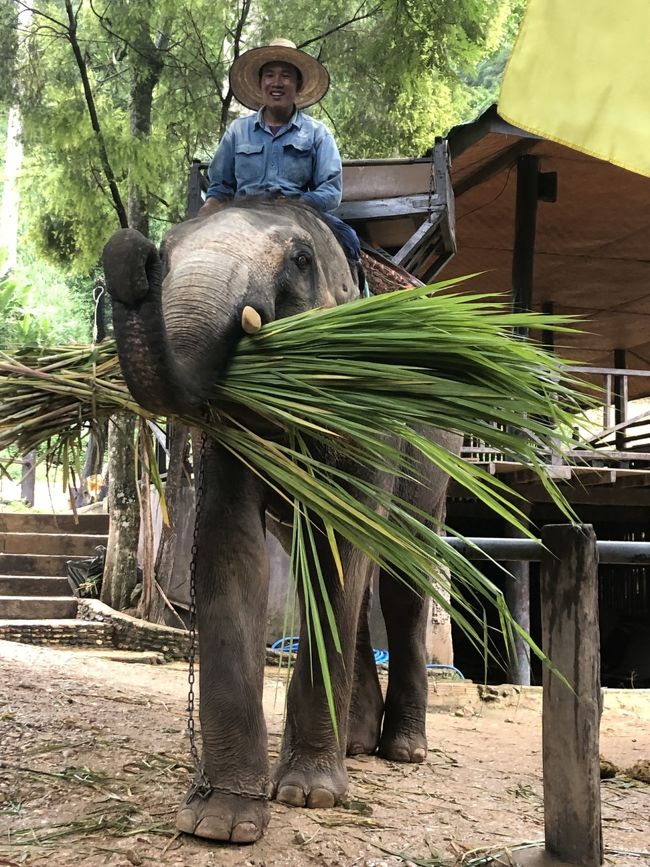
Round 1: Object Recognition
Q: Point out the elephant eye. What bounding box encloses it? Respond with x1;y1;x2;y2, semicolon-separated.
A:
294;252;312;271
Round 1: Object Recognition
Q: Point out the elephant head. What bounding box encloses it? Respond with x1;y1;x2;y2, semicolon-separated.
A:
102;200;359;415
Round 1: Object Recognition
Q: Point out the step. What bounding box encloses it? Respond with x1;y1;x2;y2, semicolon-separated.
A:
0;532;107;556
0;618;111;646
0;553;87;577
0;513;109;534
0;596;78;619
0;575;70;596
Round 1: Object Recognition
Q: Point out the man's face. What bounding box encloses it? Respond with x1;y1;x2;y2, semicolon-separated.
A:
260;62;301;113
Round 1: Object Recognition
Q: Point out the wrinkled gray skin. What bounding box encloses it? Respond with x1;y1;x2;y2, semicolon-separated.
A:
102;200;460;844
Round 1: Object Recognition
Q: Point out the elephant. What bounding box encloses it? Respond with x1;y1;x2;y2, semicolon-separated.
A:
102;199;460;843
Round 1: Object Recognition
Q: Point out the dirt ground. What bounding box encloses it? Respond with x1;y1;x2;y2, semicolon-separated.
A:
1;641;649;867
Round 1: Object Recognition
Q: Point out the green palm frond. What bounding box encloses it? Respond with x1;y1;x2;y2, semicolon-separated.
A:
0;281;595;716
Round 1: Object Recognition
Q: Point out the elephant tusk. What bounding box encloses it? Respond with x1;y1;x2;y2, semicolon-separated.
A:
242;305;262;334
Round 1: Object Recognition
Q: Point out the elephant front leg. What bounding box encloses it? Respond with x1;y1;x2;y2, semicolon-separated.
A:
176;449;271;843
273;547;367;808
347;583;384;756
377;568;429;763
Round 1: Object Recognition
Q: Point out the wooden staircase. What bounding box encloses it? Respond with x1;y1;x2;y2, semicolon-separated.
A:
0;512;110;645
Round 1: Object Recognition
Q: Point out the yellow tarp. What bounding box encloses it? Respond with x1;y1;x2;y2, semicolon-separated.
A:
498;0;650;178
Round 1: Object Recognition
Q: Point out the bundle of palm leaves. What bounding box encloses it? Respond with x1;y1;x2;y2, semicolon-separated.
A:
0;281;592;685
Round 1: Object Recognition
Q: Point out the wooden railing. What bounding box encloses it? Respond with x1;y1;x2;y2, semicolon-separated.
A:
462;366;650;468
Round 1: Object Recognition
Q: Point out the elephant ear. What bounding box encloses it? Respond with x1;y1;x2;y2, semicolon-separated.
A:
102;229;161;307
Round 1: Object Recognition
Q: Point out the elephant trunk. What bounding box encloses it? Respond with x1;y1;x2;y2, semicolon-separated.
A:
102;229;206;416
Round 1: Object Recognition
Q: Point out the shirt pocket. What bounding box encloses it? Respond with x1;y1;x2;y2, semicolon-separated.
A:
282;141;313;188
234;142;264;188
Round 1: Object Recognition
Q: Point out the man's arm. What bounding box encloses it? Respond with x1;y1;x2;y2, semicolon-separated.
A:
302;126;342;213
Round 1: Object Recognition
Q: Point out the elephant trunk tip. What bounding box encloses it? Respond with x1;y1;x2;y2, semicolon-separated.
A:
102;228;160;307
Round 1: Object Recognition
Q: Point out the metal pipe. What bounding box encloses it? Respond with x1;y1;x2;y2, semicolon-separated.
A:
443;537;650;565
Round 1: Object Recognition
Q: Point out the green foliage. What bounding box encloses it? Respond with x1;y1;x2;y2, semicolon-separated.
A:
263;0;526;156
0;251;94;346
3;0;527;272
0;254;53;346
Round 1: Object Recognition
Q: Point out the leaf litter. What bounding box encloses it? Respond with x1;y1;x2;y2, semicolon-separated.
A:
1;642;648;867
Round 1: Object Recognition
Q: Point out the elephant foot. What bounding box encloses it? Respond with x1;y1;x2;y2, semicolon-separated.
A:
347;694;384;756
347;651;384;756
272;756;348;808
378;702;428;763
378;729;427;763
176;787;270;843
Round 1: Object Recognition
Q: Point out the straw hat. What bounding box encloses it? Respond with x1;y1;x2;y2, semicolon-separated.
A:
229;38;330;111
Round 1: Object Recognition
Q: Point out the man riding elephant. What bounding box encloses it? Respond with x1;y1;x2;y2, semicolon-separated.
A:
200;37;362;274
102;38;459;846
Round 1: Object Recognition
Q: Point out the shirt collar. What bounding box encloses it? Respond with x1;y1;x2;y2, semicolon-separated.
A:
254;107;302;131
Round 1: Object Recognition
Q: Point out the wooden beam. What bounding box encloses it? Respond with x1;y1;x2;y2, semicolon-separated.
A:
484;460;536;475
454;139;536;197
570;469;617;486
335;194;438;222
564;448;650;461
510;466;572;484
613;471;650;489
540;524;603;867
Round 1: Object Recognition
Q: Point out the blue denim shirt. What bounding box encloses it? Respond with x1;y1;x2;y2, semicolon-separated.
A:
205;109;342;212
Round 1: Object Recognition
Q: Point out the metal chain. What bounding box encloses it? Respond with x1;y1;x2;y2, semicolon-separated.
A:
185;427;271;805
186;429;212;801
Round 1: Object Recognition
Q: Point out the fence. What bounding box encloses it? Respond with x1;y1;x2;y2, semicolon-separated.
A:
453;525;650;866
462;366;650;466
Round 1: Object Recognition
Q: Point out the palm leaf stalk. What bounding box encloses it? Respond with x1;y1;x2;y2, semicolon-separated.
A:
0;282;594;689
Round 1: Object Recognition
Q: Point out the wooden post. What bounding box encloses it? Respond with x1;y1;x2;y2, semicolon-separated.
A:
504;519;531;685
186;158;204;218
540;524;603;867
613;348;627;453
512;154;540;329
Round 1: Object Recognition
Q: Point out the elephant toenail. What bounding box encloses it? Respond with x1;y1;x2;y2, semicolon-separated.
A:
231;821;261;843
307;787;337;809
413;747;426;763
195;815;232;840
175;808;197;834
389;746;411;762
347;742;365;755
276;785;306;807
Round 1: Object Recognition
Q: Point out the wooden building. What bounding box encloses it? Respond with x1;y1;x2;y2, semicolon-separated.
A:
183;107;650;685
336;105;650;686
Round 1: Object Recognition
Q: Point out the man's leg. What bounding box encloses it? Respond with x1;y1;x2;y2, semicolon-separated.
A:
319;212;368;295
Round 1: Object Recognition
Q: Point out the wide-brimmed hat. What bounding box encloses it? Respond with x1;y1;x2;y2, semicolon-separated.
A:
229;38;330;111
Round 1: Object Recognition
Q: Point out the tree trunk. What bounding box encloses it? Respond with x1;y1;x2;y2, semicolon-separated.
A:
149;423;191;625
427;570;454;664
20;450;36;507
137;444;155;621
101;412;140;610
102;16;170;615
0;106;23;270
